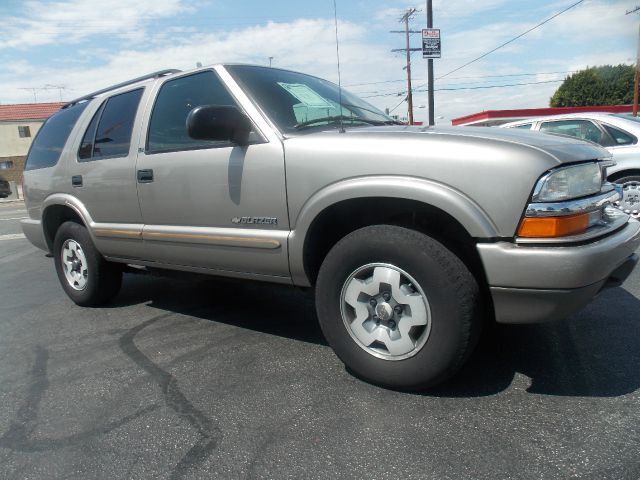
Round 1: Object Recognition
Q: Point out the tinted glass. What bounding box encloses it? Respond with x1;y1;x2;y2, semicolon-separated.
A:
513;123;532;130
539;120;604;145
93;88;143;159
227;65;396;134
78;103;104;161
25;103;88;170
147;71;238;153
603;124;636;145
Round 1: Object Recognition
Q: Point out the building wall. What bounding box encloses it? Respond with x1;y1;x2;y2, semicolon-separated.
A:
0;120;44;157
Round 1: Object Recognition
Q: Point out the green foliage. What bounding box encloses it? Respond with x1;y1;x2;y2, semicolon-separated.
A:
549;64;635;107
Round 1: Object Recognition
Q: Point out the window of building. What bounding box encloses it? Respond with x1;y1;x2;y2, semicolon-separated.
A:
18;126;31;138
0;160;14;170
147;70;239;153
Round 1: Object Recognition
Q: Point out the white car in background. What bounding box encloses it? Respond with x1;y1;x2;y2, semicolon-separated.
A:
501;113;640;217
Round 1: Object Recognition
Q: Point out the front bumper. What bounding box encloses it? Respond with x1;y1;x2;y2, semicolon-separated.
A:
478;219;640;324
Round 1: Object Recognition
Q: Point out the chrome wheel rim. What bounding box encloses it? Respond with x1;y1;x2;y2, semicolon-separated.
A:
61;239;88;291
614;181;640;218
339;263;431;361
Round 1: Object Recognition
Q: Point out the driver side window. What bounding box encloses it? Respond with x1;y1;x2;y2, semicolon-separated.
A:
146;71;239;154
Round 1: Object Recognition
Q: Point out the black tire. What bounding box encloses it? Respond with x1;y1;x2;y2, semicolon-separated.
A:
315;225;481;391
53;221;122;306
613;175;640;184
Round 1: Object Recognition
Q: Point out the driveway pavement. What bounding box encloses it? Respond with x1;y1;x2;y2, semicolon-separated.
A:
1;201;639;479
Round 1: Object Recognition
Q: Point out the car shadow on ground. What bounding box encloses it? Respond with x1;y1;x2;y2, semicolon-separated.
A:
110;273;640;398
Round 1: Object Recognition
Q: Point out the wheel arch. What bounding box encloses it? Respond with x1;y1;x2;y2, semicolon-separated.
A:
607;168;640;183
288;176;499;288
41;194;93;252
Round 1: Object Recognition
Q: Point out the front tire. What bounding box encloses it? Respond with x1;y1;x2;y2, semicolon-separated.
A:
613;176;640;218
315;225;480;390
53;221;122;306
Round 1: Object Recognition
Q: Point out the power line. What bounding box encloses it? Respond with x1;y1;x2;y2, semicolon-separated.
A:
345;70;578;89
425;0;586;83
369;78;563;100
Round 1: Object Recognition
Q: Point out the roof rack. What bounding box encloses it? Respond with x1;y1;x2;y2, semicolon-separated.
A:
62;69;181;109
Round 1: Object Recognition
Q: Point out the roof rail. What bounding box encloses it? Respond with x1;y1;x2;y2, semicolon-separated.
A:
62;69;181;109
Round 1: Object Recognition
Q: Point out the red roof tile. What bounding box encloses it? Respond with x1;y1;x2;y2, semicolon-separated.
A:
0;102;65;122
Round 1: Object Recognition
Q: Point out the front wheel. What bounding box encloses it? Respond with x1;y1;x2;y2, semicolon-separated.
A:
315;225;481;390
53;221;122;306
613;176;640;218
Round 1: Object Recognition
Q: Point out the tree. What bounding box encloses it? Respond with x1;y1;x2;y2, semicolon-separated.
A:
549;64;634;107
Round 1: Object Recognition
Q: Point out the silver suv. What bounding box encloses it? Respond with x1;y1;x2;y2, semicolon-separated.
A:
21;65;640;390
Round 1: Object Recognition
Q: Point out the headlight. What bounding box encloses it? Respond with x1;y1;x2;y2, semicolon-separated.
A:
533;163;602;202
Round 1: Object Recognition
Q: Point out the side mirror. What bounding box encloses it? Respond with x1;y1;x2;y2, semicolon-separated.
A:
186;105;253;145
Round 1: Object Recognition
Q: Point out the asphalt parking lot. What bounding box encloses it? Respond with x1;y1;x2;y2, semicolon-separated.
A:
1;201;639;480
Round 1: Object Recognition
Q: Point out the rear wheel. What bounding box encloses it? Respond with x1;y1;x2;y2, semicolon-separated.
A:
53;221;122;306
613;175;640;218
315;225;481;390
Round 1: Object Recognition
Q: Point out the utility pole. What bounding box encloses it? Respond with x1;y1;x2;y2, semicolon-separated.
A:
269;56;274;67
627;6;640;116
391;8;421;124
426;0;435;126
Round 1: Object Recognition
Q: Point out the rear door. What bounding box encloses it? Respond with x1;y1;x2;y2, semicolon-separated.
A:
70;88;149;259
134;69;290;278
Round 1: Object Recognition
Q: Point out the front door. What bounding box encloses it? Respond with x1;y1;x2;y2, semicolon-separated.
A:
134;69;290;278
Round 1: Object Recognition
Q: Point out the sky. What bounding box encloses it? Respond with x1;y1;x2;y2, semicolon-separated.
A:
0;0;637;124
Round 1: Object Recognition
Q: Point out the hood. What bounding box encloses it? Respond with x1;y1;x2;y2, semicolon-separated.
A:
287;125;611;165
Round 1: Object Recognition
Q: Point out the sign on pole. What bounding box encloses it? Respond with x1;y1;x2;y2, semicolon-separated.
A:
422;28;441;59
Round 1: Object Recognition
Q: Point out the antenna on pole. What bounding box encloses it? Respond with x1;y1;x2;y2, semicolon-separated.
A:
333;0;345;133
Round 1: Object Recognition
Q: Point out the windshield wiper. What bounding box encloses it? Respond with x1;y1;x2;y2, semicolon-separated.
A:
294;115;384;130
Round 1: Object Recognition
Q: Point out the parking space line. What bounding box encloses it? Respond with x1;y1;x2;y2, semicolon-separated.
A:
0;234;26;241
0;217;27;221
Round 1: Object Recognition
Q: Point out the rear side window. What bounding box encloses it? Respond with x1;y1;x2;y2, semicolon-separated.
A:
603;124;636;146
90;88;144;160
25;102;87;170
512;123;533;130
539;119;605;145
78;103;104;160
147;70;238;153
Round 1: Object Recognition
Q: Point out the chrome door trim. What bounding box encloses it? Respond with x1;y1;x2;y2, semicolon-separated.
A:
141;225;285;249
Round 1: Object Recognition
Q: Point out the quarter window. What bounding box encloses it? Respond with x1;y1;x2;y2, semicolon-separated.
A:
603;124;636;146
25;102;88;170
147;70;239;153
512;123;532;130
539;120;605;145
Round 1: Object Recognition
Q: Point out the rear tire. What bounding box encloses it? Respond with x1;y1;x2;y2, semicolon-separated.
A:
53;221;122;306
315;225;481;391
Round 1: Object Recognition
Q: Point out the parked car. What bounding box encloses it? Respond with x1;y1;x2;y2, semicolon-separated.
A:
501;113;640;217
0;176;11;198
21;65;640;390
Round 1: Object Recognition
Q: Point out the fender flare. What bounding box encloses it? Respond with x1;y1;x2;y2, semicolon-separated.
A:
288;175;500;286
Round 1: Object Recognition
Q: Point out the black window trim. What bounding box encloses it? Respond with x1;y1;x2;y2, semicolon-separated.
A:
143;68;265;156
76;87;145;163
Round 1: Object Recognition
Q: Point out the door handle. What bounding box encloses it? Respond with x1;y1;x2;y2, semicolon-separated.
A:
71;175;83;187
137;169;154;183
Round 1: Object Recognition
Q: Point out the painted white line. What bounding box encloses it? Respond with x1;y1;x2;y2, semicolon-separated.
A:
0;233;26;241
0;217;27;221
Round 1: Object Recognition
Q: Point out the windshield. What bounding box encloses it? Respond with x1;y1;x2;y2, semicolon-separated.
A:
226;65;398;134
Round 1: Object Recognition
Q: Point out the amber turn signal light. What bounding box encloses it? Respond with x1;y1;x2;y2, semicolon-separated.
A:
517;213;589;238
